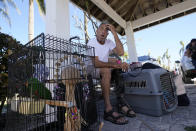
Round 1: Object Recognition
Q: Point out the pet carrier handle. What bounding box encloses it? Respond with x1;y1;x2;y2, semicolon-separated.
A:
127;69;142;77
69;36;80;43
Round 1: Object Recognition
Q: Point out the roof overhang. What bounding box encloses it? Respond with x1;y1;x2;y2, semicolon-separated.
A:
70;0;196;35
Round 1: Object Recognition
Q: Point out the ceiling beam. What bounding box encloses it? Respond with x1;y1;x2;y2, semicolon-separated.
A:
132;0;196;29
90;0;126;28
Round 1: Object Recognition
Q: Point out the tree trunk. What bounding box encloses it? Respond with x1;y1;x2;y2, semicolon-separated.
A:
84;12;89;44
28;0;34;43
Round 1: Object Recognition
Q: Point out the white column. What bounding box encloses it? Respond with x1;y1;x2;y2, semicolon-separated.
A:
45;0;70;39
44;0;70;123
125;21;138;62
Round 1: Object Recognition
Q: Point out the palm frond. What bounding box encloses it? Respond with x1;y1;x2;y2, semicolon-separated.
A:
0;8;11;27
0;0;20;28
179;41;185;57
0;0;7;11
180;41;185;47
36;0;45;15
179;49;184;57
162;53;166;61
157;56;162;65
7;0;21;14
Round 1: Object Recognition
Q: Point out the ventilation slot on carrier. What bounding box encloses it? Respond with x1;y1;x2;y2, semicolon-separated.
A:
126;80;146;88
160;73;176;110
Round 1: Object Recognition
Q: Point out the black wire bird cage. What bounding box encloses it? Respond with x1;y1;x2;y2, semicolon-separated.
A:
5;33;97;131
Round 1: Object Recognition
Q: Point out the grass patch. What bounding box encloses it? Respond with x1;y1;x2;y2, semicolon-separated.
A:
185;126;196;131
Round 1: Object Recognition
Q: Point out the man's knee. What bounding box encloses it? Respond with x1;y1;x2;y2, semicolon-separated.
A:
100;68;111;79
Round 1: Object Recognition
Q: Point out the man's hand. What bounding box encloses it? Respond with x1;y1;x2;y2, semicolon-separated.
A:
106;24;124;56
106;24;116;34
120;62;129;71
113;62;129;72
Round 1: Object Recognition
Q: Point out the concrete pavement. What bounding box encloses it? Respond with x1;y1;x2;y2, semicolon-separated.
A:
100;85;196;131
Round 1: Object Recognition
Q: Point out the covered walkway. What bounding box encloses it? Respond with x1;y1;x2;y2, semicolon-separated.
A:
45;0;196;62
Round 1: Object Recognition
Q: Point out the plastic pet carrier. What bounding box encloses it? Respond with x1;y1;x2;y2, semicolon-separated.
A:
123;68;177;116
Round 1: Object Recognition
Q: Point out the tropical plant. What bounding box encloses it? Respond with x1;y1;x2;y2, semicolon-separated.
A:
157;56;162;65
0;33;23;114
28;0;45;41
0;0;20;29
179;41;185;57
162;49;171;70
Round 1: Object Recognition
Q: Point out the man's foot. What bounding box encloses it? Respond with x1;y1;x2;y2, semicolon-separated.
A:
117;96;136;117
104;109;128;125
118;104;136;118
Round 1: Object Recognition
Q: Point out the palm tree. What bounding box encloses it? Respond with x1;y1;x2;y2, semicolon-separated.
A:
162;49;171;70
28;0;45;41
0;0;20;29
84;12;89;44
179;41;185;57
166;54;171;71
157;56;162;66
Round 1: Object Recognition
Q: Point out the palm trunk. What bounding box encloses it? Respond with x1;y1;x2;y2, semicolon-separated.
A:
84;12;89;44
28;0;34;43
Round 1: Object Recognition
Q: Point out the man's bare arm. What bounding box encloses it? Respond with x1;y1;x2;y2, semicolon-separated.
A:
108;58;119;63
92;57;129;72
112;33;124;56
93;56;119;68
106;24;124;56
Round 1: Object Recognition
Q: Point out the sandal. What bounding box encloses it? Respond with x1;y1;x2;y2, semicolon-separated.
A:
117;97;136;118
104;109;128;125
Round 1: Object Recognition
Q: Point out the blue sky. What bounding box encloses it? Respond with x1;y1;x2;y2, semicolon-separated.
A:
0;1;196;68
